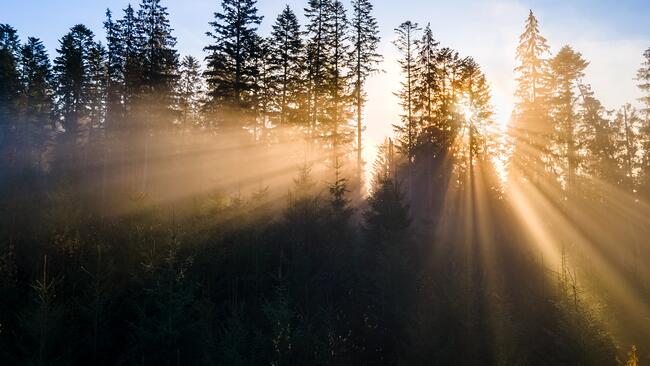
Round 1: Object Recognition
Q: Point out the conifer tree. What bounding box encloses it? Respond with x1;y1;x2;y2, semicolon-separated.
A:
137;0;179;127
511;10;551;183
323;0;352;159
413;23;439;127
461;58;493;169
350;0;382;191
117;4;144;118
636;47;650;121
86;43;107;142
304;0;334;140
547;46;589;194
268;6;304;128
103;9;125;129
204;0;263;130
53;24;96;143
19;37;53;166
393;21;420;170
177;55;204;131
0;24;21;160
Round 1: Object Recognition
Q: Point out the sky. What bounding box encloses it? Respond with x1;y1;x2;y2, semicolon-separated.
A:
2;0;649;167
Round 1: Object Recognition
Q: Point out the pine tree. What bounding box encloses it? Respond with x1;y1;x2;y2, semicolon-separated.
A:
53;24;96;143
350;0;382;192
511;10;551;184
304;0;334;141
19;37;53;166
103;9;125;130
204;0;263;130
118;4;145;118
137;0;179;127
636;47;650;121
86;42;107;142
323;0;352;160
413;23;439;127
268;6;304;129
393;21;420;168
0;24;21;163
461;58;493;170
547;46;589;195
177;55;204;131
515;10;550;107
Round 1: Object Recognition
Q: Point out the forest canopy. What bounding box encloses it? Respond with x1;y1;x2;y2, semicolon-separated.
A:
0;1;649;365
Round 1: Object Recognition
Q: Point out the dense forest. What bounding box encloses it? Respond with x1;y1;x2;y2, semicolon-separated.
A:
0;0;649;364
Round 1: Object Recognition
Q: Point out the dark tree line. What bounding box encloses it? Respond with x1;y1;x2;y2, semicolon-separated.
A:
0;2;648;365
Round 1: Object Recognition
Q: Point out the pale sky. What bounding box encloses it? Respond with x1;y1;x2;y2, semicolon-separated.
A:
2;0;649;165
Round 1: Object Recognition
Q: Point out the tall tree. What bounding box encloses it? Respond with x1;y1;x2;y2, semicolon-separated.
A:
103;9;125;130
547;45;589;195
461;58;493;171
304;0;334;141
52;24;96;144
393;21;420;174
637;47;650;121
177;55;204;132
204;0;263;130
0;24;21;164
350;0;382;192
413;23;439;127
137;0;179;127
19;37;53;166
268;6;304;129
511;10;551;183
117;4;144;117
323;0;352;161
638;47;650;198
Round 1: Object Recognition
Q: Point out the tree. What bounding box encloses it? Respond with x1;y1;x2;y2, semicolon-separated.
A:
53;24;96;144
268;6;304;129
637;47;650;121
547;45;589;195
461;58;493;171
0;24;21;164
177;55;204;131
117;4;144;118
510;10;551;183
19;37;53;166
393;21;420;198
137;0;179;128
323;0;352;160
103;9;125;130
413;23;439;127
204;0;263;130
304;0;334;141
86;43;107;144
349;0;382;192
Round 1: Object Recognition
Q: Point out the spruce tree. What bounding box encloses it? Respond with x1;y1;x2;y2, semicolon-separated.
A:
636;47;650;121
350;0;381;192
413;23;439;128
118;4;144;118
204;0;263;130
137;0;179;127
511;10;551;184
547;46;589;195
268;6;304;128
304;0;334;140
323;0;352;160
19;37;53;165
103;9;125;129
393;21;420;166
461;58;493;169
177;55;204;131
0;24;21;160
53;24;96;142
